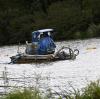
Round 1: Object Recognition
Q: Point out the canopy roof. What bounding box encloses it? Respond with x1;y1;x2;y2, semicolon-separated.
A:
37;29;53;33
32;29;54;42
32;29;54;34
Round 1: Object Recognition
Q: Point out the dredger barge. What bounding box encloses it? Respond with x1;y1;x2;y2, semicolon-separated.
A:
10;29;79;63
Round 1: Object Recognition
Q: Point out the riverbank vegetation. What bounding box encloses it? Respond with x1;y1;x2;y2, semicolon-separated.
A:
1;80;100;99
0;0;100;45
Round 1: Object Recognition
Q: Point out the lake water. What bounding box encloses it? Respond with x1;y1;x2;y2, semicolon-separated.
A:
0;38;100;94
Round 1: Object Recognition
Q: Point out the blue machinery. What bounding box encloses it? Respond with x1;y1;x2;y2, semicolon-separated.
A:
26;29;56;55
10;29;79;63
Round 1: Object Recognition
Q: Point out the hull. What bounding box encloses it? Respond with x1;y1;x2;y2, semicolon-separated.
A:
10;54;56;63
10;47;79;64
10;53;72;64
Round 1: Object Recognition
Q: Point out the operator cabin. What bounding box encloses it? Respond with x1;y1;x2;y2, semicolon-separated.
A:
26;29;56;55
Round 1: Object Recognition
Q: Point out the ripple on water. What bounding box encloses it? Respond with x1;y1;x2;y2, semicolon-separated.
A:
0;38;100;93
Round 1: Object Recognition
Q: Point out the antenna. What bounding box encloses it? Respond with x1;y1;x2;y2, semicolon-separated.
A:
17;42;20;54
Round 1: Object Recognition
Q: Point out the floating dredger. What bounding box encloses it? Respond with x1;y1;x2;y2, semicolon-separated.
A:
10;29;79;63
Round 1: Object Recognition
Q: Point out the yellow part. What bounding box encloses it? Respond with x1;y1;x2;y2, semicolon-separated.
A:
86;47;96;50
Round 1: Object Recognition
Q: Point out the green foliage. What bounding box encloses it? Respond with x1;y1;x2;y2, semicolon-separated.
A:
0;80;100;99
87;24;100;37
3;89;43;99
81;80;100;99
60;80;100;99
0;0;100;45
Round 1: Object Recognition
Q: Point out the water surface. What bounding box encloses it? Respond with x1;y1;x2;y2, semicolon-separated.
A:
0;38;100;93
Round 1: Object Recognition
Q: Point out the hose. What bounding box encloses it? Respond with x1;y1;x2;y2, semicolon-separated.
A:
55;46;79;60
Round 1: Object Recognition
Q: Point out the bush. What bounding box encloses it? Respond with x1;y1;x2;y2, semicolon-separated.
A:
1;80;100;99
61;80;100;99
3;89;43;99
